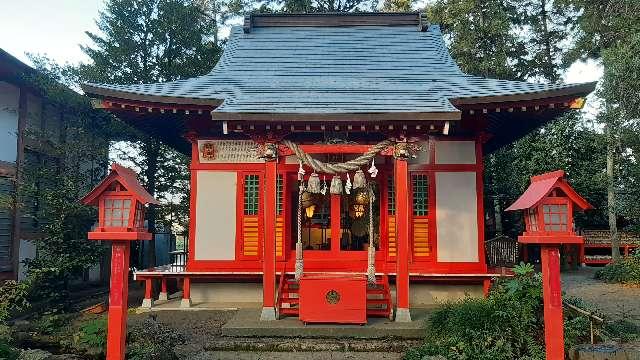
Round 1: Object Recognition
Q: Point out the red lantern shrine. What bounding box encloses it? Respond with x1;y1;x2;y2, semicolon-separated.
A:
81;163;159;360
506;170;592;360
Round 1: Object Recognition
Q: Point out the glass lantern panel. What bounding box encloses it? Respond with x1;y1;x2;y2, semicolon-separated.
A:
543;202;569;232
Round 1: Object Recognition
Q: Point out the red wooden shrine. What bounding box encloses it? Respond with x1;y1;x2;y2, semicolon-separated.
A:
80;13;595;327
506;170;592;360
81;163;159;360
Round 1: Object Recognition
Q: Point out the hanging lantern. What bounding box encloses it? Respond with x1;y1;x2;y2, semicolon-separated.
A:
307;172;321;194
353;169;367;189
301;191;320;218
349;187;370;218
330;176;343;195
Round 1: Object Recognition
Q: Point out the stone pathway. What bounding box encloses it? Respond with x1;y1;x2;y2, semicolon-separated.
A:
562;267;640;324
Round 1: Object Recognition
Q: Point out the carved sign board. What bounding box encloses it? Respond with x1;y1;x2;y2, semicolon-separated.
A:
197;140;264;163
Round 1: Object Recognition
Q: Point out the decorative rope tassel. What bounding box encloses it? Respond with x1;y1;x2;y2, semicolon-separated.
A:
307;172;321;193
295;184;304;281
367;186;376;284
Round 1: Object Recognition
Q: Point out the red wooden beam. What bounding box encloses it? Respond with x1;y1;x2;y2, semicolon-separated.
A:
106;241;130;360
541;246;564;360
394;158;411;322
261;160;277;320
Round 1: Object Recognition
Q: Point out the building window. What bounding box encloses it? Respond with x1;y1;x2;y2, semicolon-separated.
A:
543;204;568;231
387;176;395;215
244;175;260;216
412;174;428;216
276;174;283;215
104;198;131;227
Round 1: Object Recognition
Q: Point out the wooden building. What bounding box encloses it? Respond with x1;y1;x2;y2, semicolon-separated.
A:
0;48;108;281
82;13;595;321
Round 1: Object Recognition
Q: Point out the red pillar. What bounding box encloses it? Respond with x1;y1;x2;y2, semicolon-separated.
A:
482;279;491;297
541;246;564;360
106;241;130;360
394;157;411;322
181;277;191;308
261;159;277;320
330;194;341;252
159;277;168;301
142;278;153;308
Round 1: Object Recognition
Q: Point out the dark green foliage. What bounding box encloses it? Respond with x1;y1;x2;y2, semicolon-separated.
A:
603;319;640;343
407;264;595;360
0;325;18;360
595;254;640;285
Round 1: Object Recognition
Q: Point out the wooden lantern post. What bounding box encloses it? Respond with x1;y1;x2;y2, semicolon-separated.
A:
81;164;159;360
506;170;592;360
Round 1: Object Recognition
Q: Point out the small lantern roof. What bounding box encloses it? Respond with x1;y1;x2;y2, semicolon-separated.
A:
81;163;160;206
505;170;593;212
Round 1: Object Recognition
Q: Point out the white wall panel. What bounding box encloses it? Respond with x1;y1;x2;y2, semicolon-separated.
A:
435;141;476;164
436;172;479;262
195;171;237;260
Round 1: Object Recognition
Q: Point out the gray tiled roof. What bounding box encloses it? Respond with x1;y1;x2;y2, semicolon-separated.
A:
83;24;593;120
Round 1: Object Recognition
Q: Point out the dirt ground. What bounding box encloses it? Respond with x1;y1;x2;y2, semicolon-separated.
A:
562;267;640;324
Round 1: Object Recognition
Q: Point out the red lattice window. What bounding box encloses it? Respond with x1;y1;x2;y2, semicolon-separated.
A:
104;198;132;228
542;204;568;232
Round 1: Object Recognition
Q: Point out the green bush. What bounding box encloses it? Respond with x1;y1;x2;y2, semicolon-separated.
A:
406;263;593;360
603;319;640;342
74;316;107;350
595;254;640;285
0;280;31;323
0;325;18;360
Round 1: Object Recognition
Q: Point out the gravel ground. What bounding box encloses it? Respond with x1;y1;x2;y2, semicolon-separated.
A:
562;267;640;324
189;351;405;359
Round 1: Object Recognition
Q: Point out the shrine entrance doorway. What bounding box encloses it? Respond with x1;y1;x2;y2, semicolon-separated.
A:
286;171;382;264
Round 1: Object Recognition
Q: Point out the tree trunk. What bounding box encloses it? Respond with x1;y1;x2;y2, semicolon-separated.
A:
143;139;161;268
606;124;621;263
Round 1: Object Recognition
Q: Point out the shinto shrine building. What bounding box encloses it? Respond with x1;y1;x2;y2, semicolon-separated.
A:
82;13;595;322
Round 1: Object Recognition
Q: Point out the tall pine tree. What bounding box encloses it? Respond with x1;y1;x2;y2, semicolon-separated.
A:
77;0;222;266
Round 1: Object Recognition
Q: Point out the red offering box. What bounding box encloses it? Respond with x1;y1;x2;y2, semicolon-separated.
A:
299;273;367;324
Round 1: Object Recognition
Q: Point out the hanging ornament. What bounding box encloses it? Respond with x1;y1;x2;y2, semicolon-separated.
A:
345;173;352;195
353;169;367;189
320;175;328;195
330;176;343;195
307;172;321;194
297;161;306;181
368;159;378;178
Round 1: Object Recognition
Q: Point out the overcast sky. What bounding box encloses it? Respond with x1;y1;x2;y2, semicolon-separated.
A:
1;0;603;110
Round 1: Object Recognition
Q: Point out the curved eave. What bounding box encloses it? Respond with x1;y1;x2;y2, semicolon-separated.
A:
451;81;597;107
81;83;222;107
209;111;461;122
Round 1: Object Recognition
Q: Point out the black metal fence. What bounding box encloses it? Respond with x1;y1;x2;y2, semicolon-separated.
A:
485;235;520;267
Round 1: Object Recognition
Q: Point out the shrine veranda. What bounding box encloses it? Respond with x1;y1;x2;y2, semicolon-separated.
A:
82;12;595;321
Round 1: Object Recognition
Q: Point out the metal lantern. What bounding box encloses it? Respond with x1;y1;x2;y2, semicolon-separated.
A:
301;191;320;218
